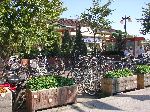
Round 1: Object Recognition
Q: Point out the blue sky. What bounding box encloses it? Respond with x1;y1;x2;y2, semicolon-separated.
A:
60;0;150;39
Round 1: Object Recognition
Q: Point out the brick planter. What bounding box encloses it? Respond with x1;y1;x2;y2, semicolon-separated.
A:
101;75;137;95
137;73;150;89
26;85;77;112
0;88;12;112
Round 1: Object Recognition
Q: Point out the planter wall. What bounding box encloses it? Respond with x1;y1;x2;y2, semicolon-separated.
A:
137;73;150;89
101;75;137;95
26;85;77;112
0;88;12;112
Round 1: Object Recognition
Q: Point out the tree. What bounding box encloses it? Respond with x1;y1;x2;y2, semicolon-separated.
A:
72;24;87;59
138;3;150;35
61;29;72;58
80;0;114;55
112;30;126;51
0;0;66;58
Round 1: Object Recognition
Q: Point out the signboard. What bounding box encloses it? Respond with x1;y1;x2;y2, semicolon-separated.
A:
83;37;101;43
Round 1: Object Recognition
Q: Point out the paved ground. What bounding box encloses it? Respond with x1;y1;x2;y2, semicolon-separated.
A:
1;87;150;112
36;87;150;112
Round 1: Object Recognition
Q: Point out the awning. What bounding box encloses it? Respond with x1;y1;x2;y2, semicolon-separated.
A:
126;37;145;41
83;37;101;43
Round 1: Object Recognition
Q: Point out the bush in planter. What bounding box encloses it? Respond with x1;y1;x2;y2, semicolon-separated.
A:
104;68;133;78
135;65;150;89
26;75;75;91
102;68;136;95
26;75;77;112
135;65;150;74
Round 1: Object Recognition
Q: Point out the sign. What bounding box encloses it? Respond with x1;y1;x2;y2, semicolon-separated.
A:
83;37;101;43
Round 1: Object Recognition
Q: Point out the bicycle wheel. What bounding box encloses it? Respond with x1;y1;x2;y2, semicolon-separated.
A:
18;68;29;81
82;68;96;95
83;78;97;96
67;68;83;84
67;69;84;94
13;89;26;112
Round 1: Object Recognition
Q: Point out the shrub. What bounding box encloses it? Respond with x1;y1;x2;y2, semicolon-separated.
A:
135;65;150;74
101;51;124;56
26;75;75;91
104;68;133;78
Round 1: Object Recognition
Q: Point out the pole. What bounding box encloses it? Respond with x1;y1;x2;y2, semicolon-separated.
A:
94;32;96;56
134;37;136;57
121;15;131;49
124;15;127;49
124;15;127;34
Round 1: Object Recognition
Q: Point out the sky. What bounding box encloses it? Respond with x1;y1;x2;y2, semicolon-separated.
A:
60;0;150;39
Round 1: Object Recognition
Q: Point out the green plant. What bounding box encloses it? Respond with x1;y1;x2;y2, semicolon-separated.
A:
72;25;87;58
135;65;150;74
112;30;127;51
138;3;150;35
20;48;39;59
26;75;75;91
105;68;133;78
61;29;73;58
20;53;29;59
80;0;114;55
0;0;66;58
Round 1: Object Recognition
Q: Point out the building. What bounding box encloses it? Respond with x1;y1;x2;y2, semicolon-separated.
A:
57;18;113;52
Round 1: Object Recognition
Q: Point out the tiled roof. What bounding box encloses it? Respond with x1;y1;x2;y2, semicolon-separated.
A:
58;18;87;27
58;18;116;33
58;18;78;26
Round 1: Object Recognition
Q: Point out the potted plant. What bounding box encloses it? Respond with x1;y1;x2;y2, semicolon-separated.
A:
135;65;150;89
101;68;137;95
26;75;77;112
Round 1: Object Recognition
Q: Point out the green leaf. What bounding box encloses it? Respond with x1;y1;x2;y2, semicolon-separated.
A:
105;68;133;78
0;0;66;58
26;75;75;90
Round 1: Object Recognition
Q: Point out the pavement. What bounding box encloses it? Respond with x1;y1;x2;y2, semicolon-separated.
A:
36;87;150;112
1;86;150;112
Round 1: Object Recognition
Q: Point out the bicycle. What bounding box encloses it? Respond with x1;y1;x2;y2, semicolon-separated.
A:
29;55;48;76
0;55;29;112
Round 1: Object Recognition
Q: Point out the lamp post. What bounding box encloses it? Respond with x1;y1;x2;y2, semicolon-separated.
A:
120;15;132;35
120;15;132;50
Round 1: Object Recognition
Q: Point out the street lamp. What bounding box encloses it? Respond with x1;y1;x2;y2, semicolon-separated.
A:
120;15;132;35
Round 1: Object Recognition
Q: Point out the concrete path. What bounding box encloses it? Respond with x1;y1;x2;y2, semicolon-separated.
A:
38;87;150;112
1;87;150;112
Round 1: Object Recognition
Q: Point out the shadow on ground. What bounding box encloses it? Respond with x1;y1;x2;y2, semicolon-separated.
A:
114;94;150;101
77;93;122;111
77;93;98;99
82;100;122;111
